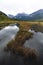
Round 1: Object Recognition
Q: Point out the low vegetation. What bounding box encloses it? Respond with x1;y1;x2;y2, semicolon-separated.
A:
0;20;43;30
31;24;43;32
4;22;39;60
0;20;18;29
6;30;33;49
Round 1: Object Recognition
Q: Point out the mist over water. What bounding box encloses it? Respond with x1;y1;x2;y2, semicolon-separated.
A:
0;26;43;65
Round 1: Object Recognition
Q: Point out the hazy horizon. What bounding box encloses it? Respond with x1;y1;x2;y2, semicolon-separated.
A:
0;0;43;15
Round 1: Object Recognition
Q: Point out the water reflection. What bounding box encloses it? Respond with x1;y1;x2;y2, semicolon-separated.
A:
24;29;43;65
0;28;43;65
0;25;19;56
24;29;43;52
0;25;19;49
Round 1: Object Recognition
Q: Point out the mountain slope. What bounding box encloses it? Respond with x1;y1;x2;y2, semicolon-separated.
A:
4;9;43;21
8;14;15;18
29;9;43;21
0;11;10;21
14;13;30;20
14;9;43;21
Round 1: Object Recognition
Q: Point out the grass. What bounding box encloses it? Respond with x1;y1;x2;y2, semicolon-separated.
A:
4;21;39;59
0;20;18;29
6;30;33;49
0;20;43;30
31;24;43;32
1;20;43;59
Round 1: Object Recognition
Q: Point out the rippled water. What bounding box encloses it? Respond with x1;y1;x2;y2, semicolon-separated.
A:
0;27;43;65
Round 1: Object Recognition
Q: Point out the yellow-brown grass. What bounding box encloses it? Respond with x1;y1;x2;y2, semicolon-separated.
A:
4;21;40;59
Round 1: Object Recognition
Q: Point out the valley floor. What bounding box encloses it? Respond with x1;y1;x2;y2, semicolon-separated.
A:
0;20;43;65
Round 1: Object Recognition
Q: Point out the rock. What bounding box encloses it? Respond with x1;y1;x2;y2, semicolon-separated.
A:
15;23;20;27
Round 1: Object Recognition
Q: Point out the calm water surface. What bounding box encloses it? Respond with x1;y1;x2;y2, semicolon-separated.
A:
0;27;43;65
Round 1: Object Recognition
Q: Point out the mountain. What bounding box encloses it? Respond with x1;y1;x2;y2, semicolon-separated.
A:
0;11;10;21
2;9;43;21
14;9;43;21
14;13;30;20
29;9;43;21
8;14;15;19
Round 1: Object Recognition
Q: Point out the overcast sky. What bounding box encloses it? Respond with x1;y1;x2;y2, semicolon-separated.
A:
0;0;43;15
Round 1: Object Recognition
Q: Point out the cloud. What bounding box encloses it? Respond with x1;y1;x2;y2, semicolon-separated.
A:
0;0;43;15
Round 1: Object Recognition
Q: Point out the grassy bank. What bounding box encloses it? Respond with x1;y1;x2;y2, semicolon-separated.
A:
6;30;38;59
0;20;43;30
0;20;17;29
4;22;39;60
1;20;43;59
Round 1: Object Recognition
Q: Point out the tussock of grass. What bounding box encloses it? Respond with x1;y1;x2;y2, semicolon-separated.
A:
4;21;40;60
5;29;38;59
6;30;33;49
31;24;43;32
6;42;38;60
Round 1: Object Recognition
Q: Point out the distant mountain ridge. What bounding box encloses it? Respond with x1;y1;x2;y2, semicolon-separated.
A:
8;14;15;18
0;9;43;21
14;13;29;20
29;9;43;21
13;9;43;21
